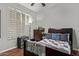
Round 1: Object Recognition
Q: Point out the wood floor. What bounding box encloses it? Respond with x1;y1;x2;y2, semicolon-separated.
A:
0;48;79;56
0;48;23;56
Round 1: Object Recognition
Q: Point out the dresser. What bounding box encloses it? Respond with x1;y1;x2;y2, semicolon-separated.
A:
33;29;44;41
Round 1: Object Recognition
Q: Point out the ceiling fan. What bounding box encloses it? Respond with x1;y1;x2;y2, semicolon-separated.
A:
31;3;46;7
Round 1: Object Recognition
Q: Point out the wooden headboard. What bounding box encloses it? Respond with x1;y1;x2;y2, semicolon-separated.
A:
48;28;73;52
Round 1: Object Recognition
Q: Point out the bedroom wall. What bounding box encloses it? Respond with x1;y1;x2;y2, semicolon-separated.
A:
36;4;79;50
0;3;37;52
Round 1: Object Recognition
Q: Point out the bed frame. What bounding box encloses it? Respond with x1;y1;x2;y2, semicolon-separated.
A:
24;28;73;56
46;28;73;56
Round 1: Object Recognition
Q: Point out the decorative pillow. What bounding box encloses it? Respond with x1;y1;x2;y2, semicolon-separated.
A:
52;33;61;41
44;33;70;42
60;33;70;42
44;33;52;39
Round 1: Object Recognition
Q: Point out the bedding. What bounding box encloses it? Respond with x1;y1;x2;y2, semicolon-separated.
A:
26;38;71;56
37;39;71;54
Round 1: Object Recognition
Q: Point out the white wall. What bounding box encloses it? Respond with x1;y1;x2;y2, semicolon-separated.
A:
36;4;79;50
0;3;37;52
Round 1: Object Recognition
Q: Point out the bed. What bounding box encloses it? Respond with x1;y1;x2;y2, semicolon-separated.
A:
24;28;73;56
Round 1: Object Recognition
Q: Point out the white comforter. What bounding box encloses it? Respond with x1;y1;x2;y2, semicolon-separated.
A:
26;39;71;55
36;39;71;54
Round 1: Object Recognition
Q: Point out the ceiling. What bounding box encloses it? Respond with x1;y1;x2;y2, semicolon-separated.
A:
20;3;56;12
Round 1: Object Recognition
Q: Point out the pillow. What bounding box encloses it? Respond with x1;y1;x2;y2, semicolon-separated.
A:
60;33;70;42
44;33;70;42
52;33;61;41
44;33;52;39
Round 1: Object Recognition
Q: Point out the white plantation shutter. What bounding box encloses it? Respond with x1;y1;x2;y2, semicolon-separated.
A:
24;15;29;36
16;12;25;36
7;9;17;40
16;11;22;37
7;8;31;40
22;13;25;36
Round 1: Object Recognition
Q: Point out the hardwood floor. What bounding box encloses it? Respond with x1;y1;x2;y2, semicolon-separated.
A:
0;48;79;56
0;48;23;56
72;50;79;56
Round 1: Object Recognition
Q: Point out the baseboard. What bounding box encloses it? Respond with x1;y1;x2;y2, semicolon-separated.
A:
0;46;17;53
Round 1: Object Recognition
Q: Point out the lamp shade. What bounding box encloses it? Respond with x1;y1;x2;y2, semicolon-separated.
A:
28;17;32;24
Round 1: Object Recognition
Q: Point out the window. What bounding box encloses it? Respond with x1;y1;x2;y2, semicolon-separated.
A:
7;8;32;40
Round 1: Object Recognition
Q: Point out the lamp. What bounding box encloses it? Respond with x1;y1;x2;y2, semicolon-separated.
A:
28;18;32;24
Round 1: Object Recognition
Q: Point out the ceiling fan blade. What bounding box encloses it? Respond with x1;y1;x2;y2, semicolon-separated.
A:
31;3;35;6
31;3;46;7
41;3;45;7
